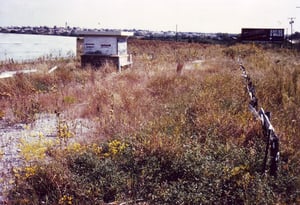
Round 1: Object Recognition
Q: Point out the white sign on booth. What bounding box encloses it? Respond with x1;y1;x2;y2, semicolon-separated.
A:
84;37;117;55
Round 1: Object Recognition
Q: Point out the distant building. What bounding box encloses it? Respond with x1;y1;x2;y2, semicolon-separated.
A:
241;28;285;42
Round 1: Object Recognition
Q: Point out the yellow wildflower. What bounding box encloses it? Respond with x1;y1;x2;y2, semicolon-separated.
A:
24;124;31;130
108;139;128;156
25;166;38;178
91;143;102;155
67;142;85;154
57;121;73;139
231;165;248;177
59;195;73;205
0;149;4;159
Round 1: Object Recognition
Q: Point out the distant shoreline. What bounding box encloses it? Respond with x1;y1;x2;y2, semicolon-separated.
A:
0;26;240;44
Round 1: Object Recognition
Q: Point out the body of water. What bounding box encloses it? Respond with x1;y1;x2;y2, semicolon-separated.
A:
0;33;76;62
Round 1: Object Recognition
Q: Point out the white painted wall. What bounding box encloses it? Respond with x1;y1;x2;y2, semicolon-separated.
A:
117;38;127;55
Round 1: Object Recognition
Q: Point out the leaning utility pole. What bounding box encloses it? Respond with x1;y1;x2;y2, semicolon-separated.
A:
289;17;295;48
175;24;178;42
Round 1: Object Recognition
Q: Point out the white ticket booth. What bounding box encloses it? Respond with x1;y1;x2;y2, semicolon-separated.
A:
78;31;133;71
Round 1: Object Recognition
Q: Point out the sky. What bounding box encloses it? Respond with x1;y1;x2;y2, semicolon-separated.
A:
0;0;299;34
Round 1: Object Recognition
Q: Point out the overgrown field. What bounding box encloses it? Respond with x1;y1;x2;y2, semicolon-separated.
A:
0;40;299;204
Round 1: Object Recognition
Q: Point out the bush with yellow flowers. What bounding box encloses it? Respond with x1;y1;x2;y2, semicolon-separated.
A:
19;132;54;162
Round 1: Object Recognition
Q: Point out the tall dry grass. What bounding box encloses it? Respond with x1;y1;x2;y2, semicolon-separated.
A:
1;40;300;204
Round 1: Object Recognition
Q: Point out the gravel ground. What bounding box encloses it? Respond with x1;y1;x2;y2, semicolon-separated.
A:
0;113;95;203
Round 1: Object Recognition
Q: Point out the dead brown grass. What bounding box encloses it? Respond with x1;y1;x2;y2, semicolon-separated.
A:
1;40;300;150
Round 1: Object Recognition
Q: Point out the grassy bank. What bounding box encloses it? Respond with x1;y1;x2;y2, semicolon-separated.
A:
1;40;300;204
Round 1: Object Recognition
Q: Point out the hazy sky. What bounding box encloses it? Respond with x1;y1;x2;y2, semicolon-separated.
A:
0;0;299;33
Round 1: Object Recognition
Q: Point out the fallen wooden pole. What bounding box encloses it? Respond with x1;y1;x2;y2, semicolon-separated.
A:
239;62;280;177
48;66;58;73
0;69;37;79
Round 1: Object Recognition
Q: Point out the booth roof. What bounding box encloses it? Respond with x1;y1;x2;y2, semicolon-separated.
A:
77;30;133;37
